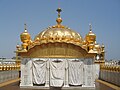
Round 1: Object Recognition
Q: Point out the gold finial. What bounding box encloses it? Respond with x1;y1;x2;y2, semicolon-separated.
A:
89;23;92;31
56;8;62;18
56;8;62;25
52;8;64;28
24;23;27;32
102;43;105;48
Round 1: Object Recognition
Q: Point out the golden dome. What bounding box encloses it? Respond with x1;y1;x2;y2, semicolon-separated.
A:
101;44;105;48
94;43;101;53
20;24;31;43
86;24;96;44
34;8;82;46
94;44;100;50
34;27;83;46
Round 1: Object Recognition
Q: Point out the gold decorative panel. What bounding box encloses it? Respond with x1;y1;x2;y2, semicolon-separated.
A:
18;42;87;58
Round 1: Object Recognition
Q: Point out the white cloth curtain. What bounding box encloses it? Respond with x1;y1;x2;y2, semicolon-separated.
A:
83;58;95;87
84;65;95;86
68;59;84;85
20;58;33;86
32;59;47;85
50;59;65;87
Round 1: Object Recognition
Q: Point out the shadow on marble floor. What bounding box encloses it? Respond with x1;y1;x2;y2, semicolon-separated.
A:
50;87;62;90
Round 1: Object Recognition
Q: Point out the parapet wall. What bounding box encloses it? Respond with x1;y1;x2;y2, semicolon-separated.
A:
99;65;120;87
0;70;19;83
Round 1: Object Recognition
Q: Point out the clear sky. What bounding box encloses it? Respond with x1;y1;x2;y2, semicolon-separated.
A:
0;0;120;60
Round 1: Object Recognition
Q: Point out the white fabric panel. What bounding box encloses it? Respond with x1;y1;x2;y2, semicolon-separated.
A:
68;59;84;85
32;59;46;84
84;65;95;87
50;59;65;87
20;58;33;86
45;60;50;87
64;59;69;87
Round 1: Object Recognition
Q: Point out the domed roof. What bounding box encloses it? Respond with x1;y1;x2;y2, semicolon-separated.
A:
17;8;105;57
34;8;83;46
34;27;82;46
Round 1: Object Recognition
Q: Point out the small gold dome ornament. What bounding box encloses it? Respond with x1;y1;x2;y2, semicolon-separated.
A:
56;17;62;25
16;44;20;50
101;44;105;51
20;24;31;43
86;24;96;44
20;24;31;51
94;43;100;50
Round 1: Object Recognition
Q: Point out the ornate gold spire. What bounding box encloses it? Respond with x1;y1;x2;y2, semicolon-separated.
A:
85;23;96;45
88;23;96;37
24;23;27;32
56;8;62;25
89;23;92;31
20;24;31;51
16;43;20;51
52;8;65;28
57;8;62;18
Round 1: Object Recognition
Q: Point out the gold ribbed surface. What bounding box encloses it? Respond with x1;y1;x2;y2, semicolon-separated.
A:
34;27;83;46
